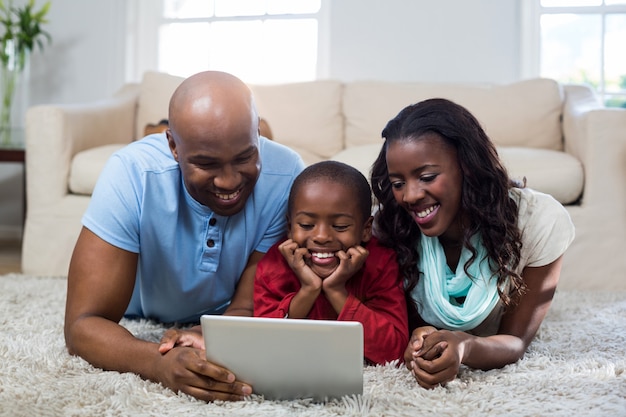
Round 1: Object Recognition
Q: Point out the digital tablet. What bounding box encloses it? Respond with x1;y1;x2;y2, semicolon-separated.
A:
200;315;364;401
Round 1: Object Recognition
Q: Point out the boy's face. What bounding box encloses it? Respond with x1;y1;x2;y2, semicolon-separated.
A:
288;179;372;279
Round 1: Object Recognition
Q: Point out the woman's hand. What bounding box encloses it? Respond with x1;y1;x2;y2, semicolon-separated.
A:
404;259;565;390
405;327;468;389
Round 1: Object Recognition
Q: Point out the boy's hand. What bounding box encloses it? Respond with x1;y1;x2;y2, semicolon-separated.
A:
278;239;322;290
322;245;369;291
159;326;205;354
321;245;368;315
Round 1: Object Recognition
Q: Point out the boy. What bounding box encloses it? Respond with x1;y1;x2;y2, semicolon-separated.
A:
159;161;407;366
254;161;408;365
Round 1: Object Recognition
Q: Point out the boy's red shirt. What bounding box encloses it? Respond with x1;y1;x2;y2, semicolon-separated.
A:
254;236;408;365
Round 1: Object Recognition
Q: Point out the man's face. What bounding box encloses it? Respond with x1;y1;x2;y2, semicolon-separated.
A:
167;125;261;217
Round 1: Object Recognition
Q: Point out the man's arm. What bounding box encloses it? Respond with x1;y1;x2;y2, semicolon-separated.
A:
64;227;251;401
159;250;264;352
64;227;140;368
224;250;264;316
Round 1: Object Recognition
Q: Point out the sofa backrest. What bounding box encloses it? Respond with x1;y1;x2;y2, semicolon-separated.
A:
134;73;565;164
134;72;345;166
248;81;343;164
135;71;185;140
342;78;565;151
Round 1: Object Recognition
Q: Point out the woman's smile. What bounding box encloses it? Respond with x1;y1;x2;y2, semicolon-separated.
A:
385;134;463;238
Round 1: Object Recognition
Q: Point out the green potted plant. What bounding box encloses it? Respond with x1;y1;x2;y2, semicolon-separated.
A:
0;0;50;144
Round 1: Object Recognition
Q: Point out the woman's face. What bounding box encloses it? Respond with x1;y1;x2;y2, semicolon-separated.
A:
385;133;464;242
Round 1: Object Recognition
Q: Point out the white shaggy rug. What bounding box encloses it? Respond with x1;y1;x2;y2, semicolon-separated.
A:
0;274;624;417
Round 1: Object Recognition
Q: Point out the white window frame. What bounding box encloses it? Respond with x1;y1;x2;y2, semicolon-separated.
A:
521;0;626;105
125;0;330;84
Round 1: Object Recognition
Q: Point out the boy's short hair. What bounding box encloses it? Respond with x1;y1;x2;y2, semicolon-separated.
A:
288;160;372;222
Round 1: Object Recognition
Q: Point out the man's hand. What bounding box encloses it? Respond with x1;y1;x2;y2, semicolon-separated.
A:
65;228;253;402
156;345;252;401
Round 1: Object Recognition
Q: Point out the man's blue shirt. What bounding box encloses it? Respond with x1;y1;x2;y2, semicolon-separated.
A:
83;133;305;323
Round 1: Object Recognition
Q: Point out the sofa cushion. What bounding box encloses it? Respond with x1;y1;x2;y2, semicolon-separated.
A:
249;81;344;164
330;144;583;205
343;78;564;151
498;146;583;205
69;144;126;195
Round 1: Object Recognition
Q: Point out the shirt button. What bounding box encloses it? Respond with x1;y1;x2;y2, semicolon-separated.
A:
209;218;217;226
207;239;215;248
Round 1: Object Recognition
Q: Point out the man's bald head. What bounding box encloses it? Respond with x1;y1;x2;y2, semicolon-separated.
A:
165;71;263;216
168;71;259;144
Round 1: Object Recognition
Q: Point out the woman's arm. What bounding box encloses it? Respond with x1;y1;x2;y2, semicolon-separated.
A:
409;256;563;388
464;256;563;368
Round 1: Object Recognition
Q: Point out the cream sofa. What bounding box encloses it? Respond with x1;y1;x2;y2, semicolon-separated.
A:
23;72;626;290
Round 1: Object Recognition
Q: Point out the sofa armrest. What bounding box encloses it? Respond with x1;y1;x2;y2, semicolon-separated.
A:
25;83;140;208
562;84;626;207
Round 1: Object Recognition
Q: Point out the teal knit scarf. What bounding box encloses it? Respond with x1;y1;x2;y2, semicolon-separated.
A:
412;233;501;331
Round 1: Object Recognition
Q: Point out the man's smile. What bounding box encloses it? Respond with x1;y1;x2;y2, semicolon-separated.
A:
215;189;241;201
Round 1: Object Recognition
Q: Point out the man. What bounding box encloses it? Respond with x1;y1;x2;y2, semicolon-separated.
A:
64;71;305;402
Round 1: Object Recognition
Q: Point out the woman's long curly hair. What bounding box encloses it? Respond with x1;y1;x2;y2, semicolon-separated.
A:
371;98;525;309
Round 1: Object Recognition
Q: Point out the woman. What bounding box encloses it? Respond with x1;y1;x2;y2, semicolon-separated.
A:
371;98;575;389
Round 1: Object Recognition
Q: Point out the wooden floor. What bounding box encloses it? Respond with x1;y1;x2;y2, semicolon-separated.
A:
0;238;21;274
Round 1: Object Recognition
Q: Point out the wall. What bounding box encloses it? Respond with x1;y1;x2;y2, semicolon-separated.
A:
0;0;128;238
326;0;520;83
0;0;523;237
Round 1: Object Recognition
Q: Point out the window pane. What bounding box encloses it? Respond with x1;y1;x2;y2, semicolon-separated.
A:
605;95;626;108
267;0;321;14
541;0;601;6
207;19;317;84
541;14;602;88
164;0;214;18
159;23;211;77
215;0;266;17
213;0;321;17
260;19;318;83
208;21;265;81
156;2;320;84
604;14;626;93
605;0;626;5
